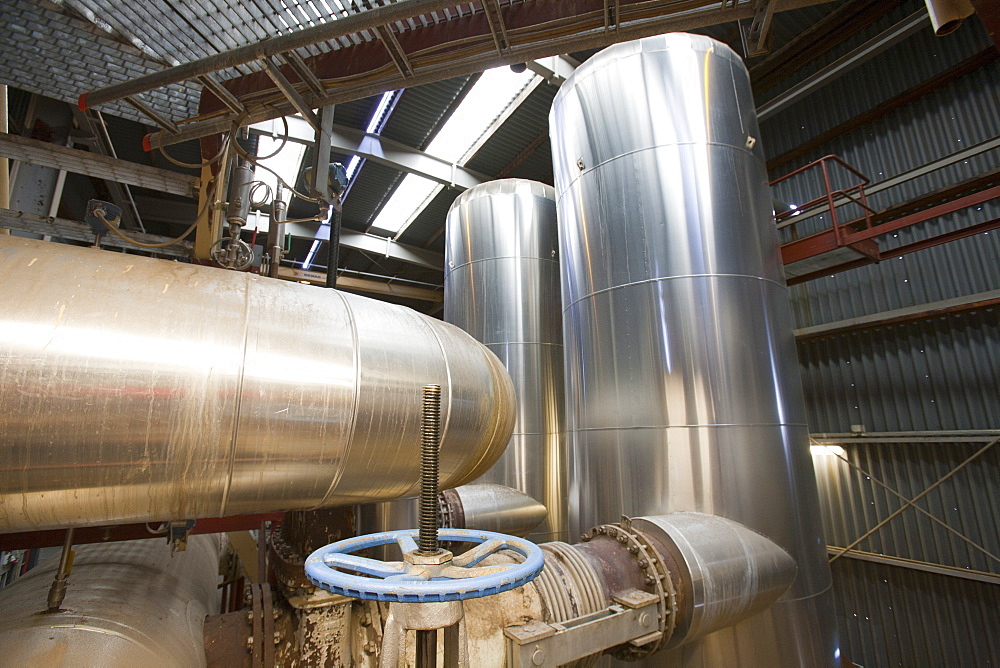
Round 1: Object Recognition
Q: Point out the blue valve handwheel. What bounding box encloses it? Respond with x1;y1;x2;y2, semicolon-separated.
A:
304;528;544;603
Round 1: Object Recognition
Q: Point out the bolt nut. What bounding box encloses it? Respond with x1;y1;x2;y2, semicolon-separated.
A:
404;549;453;566
364;642;377;654
246;637;254;650
274;632;280;645
576;157;586;171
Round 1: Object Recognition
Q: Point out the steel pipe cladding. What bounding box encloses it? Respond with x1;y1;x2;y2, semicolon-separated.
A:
0;235;515;532
445;179;567;542
550;34;840;665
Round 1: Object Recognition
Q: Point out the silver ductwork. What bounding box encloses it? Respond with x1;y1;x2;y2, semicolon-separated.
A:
0;235;515;532
446;512;798;666
923;0;974;36
444;179;567;542
359;483;548;541
440;483;547;537
550;34;840;665
0;536;220;666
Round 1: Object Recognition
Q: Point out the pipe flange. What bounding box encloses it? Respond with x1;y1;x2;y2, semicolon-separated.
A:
581;517;676;659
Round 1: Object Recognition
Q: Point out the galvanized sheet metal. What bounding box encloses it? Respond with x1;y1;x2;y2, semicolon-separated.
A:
763;11;1000;668
552;34;839;666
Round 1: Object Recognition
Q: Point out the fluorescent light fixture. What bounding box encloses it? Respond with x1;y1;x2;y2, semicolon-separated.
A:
810;444;846;457
302;205;334;270
369;66;537;237
346;90;396;181
303;90;397;269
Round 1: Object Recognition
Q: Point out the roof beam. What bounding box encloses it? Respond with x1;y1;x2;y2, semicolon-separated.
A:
749;0;899;91
526;55;580;86
142;0;835;149
757;10;930;121
767;47;999;173
0;208;192;258
250;116;487;190
0;133;198;198
795;290;1000;341
276;266;442;302
280;218;443;271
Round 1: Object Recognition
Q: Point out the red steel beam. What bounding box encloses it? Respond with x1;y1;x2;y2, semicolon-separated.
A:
781;228;880;265
767;48;999;173
842;184;1000;244
786;217;1000;286
0;513;285;551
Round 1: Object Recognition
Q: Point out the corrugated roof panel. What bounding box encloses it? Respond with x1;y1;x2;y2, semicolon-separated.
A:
380;75;475;150
798;309;999;433
395;186;458;247
342;159;405;230
829;557;1000;667
463;84;556;177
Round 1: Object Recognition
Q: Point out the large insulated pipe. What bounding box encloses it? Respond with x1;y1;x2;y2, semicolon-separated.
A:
458;512;798;666
0;236;515;532
0;536;220;666
550;34;840;665
444;179;567;542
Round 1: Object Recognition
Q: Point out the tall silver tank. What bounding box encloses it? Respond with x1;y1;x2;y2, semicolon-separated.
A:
550;34;840;665
0;235;514;532
444;179;567;542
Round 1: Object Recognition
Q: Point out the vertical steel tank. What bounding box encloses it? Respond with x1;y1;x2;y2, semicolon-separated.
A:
444;179;567;542
550;34;840;665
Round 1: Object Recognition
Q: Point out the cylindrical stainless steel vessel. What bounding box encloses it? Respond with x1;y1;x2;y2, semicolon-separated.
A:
0;536;220;666
550;34;840;665
444;179;567;542
0;236;514;532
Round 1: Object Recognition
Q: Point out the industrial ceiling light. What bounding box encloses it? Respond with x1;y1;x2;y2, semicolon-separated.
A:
368;66;537;238
810;444;847;457
253;135;306;201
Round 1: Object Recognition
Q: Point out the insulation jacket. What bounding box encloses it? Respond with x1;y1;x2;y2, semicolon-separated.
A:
550;34;840;665
0;236;515;531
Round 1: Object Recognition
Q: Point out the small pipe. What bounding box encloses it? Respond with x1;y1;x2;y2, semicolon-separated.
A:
46;527;74;611
1;84;10;234
269;184;286;278
419;384;442;554
324;200;342;290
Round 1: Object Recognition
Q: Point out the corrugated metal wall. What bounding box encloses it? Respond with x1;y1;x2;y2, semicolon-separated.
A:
760;2;1000;665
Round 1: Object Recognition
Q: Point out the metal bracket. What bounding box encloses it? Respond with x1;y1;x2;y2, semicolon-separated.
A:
740;0;776;58
503;590;660;666
167;519;196;552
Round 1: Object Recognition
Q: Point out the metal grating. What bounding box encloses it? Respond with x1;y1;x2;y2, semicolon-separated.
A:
0;1;201;123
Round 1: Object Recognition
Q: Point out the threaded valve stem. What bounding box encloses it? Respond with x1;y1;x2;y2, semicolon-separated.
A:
418;384;442;554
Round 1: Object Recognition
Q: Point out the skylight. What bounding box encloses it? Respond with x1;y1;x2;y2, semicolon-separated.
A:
345;90;396;180
369;66;537;237
253;135;306;200
303;89;398;269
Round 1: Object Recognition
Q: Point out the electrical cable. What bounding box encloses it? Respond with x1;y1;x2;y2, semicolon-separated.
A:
94;179;216;249
156;128;232;169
